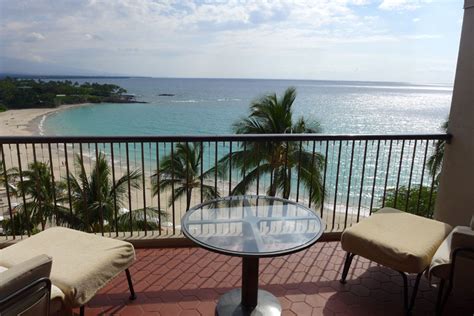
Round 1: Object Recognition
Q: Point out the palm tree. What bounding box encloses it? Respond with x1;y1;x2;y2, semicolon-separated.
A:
15;161;71;230
116;206;169;231
218;87;325;205
427;120;448;183
0;159;17;193
151;142;219;211
66;152;143;232
1;159;20;235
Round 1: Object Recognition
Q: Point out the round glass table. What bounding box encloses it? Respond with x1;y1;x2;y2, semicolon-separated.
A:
182;195;324;315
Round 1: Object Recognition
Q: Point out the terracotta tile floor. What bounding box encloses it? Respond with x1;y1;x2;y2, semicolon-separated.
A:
79;242;473;315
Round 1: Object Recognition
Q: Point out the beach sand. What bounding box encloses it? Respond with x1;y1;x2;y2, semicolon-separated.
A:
0;103;88;137
0;104;366;236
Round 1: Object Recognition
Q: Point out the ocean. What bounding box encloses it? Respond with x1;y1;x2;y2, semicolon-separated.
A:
40;78;452;219
42;78;452;136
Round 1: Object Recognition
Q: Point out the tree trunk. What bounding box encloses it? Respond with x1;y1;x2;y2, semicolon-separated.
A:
186;188;192;211
268;169;277;196
283;168;291;199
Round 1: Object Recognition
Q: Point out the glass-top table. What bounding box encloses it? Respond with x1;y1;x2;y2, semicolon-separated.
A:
182;195;324;315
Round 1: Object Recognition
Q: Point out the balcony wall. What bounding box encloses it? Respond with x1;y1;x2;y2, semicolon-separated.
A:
435;0;474;227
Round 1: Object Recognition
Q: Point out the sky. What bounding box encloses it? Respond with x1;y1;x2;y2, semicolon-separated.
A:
0;0;464;84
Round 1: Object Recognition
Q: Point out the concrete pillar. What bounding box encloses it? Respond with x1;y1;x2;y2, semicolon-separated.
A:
435;0;474;226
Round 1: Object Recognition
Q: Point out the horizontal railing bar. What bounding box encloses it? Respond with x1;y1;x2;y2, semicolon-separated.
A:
0;133;451;144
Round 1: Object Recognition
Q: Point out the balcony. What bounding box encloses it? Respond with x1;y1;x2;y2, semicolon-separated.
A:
76;242;472;315
1;134;472;315
2;0;474;313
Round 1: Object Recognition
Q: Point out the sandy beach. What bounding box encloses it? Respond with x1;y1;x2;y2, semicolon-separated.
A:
0;103;367;235
0;103;88;137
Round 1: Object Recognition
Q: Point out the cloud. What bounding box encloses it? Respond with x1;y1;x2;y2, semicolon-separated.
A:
0;0;461;83
84;33;103;41
403;34;441;39
24;32;45;42
27;54;44;62
379;0;430;11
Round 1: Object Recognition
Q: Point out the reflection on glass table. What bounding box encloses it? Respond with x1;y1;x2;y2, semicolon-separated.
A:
182;195;324;316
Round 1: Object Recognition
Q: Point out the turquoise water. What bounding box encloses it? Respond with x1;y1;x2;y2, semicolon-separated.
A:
40;78;451;217
43;78;452;136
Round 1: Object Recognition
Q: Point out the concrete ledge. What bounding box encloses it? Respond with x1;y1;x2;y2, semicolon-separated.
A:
1;231;342;249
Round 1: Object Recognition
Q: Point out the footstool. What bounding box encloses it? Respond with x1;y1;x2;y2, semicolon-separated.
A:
339;207;452;313
0;227;136;315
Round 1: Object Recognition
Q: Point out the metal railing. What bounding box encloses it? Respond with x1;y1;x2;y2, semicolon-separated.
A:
0;133;450;240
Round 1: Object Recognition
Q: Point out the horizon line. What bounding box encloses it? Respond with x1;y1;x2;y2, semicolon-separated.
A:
0;73;454;87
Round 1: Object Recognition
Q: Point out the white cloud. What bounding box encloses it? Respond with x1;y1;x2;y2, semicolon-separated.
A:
23;53;45;62
84;33;103;41
403;34;441;39
0;0;461;83
379;0;430;11
25;32;45;42
412;17;421;22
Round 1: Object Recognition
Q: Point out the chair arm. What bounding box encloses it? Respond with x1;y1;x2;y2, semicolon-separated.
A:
448;247;474;284
0;277;51;306
0;254;52;301
450;226;474;256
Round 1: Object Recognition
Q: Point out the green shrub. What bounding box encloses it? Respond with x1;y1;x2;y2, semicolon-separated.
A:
381;185;437;218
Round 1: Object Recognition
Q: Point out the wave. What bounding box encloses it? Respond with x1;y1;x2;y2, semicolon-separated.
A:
217;98;242;102
38;115;47;136
171;99;199;103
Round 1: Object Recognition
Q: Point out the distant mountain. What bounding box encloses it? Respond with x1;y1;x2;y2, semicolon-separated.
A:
0;74;143;79
0;56;122;78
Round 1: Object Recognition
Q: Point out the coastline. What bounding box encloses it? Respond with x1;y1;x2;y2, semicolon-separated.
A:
0;103;90;137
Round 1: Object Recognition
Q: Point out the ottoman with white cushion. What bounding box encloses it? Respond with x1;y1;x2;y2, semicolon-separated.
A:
0;227;136;315
339;207;452;313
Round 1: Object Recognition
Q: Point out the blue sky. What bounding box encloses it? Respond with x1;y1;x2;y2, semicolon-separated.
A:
0;0;464;84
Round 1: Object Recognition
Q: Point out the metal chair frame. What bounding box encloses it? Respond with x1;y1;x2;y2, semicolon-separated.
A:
79;268;136;316
340;252;424;315
0;277;52;315
435;247;474;316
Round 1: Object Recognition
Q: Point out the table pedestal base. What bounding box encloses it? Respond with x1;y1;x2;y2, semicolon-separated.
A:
216;289;281;316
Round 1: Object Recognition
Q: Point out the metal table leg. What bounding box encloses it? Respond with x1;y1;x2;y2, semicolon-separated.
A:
216;257;282;315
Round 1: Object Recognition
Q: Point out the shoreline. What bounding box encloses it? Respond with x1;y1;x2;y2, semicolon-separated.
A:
0;103;90;137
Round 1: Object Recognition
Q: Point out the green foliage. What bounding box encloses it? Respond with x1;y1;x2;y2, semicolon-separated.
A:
15;161;71;230
152;143;218;210
0;77;128;109
65;152;142;232
0;104;7;112
427;120;448;183
380;119;449;224
0;160;17;193
382;185;437;218
217;87;325;205
1;161;67;235
115;207;169;232
1;211;39;236
1;153;167;235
